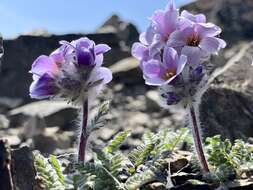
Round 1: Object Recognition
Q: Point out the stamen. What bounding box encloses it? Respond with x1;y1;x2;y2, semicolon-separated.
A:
187;34;200;47
163;68;177;80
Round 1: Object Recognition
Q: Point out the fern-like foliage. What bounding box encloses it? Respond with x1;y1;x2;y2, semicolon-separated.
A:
33;152;65;190
71;129;130;190
33;128;190;190
125;168;156;190
205;135;253;182
104;130;131;154
88;101;110;133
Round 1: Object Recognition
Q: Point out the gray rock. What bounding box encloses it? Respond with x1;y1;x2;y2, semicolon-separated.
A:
145;90;162;112
110;57;143;84
0;114;9;129
33;127;74;154
11;146;37;190
8;100;78;130
98;14;139;47
200;42;253;140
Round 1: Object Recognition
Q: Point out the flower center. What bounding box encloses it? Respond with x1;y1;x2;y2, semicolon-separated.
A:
163;68;177;80
187;34;200;47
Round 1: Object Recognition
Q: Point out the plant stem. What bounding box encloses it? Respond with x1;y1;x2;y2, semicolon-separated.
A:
188;103;209;173
78;100;89;162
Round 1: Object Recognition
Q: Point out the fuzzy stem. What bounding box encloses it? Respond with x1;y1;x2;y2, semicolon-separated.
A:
78;100;89;162
188;103;209;173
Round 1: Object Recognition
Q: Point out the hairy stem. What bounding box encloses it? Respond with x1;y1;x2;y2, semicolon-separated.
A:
78;100;89;162
188;103;209;173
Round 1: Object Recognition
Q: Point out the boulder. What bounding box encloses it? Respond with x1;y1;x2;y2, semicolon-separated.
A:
110;57;143;84
8;100;78;130
200;42;253;140
98;14;139;47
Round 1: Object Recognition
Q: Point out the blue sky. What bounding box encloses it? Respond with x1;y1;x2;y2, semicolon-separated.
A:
0;0;192;39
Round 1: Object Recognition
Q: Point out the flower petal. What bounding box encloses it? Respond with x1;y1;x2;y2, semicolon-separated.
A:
131;42;149;61
95;54;104;67
72;37;94;48
166;0;176;10
29;73;58;99
163;47;178;69
181;46;202;65
76;44;95;66
195;23;222;38
142;59;163;79
89;67;112;85
31;55;58;80
98;67;113;84
167;27;193;47
140;26;155;45
95;44;111;55
181;10;206;23
176;55;187;75
199;37;226;54
145;77;166;86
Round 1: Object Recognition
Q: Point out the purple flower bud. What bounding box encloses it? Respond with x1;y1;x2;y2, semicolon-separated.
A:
161;91;181;105
190;64;204;82
76;44;95;67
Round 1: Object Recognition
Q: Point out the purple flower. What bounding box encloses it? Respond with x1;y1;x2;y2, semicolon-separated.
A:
132;0;179;65
29;37;112;103
168;19;226;65
143;0;178;44
142;47;187;86
29;55;60;99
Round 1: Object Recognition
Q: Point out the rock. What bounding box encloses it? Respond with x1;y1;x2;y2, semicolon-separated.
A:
170;182;213;190
110;57;143;84
128;112;150;127
8;100;78;130
0;34;3;67
200;42;253;140
98;127;118;141
23;28;50;37
146;182;166;190
32;127;74;154
11;146;37;190
1;136;21;147
21;116;46;139
0;139;14;190
0;114;9;129
0;97;23;113
171;173;202;186
145;90;162;112
98;14;139;47
131;126;145;139
227;179;253;189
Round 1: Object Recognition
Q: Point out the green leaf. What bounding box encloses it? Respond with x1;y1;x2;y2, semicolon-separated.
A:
49;155;65;186
33;152;65;190
105;130;131;154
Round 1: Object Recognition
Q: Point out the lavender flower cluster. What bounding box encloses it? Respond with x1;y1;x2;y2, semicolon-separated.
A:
30;37;112;104
132;0;226;106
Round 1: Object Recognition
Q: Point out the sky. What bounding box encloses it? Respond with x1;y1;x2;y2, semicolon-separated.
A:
0;0;192;39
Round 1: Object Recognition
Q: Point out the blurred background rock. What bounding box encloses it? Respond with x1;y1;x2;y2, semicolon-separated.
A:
1;0;253;156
